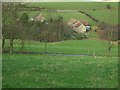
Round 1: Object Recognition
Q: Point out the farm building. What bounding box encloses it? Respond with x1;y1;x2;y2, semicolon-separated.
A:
68;19;77;26
68;19;87;33
34;13;45;22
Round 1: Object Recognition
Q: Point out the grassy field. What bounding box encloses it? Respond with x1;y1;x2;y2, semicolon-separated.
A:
3;38;118;88
3;54;118;88
20;9;118;25
86;10;118;25
21;2;118;25
19;10;96;25
4;38;118;56
30;2;118;10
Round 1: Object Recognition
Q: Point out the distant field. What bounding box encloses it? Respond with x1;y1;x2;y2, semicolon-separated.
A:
20;11;96;25
86;10;118;25
21;2;118;25
3;54;118;88
20;9;118;25
29;2;118;10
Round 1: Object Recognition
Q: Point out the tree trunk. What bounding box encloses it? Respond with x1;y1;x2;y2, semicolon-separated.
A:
2;38;5;48
50;24;52;42
21;39;25;51
44;40;47;53
28;40;31;51
108;46;111;53
108;41;113;53
10;38;14;54
56;25;59;41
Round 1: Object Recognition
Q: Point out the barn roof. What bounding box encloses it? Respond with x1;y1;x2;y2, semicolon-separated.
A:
74;21;82;28
35;13;45;22
79;19;88;26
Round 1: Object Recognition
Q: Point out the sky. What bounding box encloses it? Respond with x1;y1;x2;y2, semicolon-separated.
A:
1;0;119;2
32;0;103;2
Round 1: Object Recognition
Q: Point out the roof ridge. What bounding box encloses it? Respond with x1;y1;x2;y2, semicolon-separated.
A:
73;20;78;24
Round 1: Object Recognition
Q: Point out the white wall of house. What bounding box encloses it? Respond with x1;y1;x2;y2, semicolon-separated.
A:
73;24;86;33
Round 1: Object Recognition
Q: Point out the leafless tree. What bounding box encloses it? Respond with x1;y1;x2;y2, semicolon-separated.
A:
2;2;30;53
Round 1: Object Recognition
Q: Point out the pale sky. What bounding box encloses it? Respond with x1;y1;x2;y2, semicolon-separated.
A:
1;0;119;2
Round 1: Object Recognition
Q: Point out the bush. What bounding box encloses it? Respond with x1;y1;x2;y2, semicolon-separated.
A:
73;33;88;40
106;4;112;9
93;9;96;11
20;13;29;23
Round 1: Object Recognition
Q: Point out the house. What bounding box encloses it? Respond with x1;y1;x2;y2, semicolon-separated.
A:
68;19;77;26
34;13;45;22
68;19;86;33
80;19;91;32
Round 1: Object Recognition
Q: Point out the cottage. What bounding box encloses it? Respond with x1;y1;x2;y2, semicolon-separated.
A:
68;19;77;26
68;19;86;33
73;23;86;33
34;13;45;22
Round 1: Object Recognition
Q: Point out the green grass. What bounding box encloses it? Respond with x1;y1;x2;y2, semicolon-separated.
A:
3;54;118;88
20;9;118;25
29;2;118;10
19;10;96;25
4;38;118;56
86;10;118;25
19;2;118;25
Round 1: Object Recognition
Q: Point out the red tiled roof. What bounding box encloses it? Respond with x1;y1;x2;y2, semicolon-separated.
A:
74;22;82;27
73;20;78;24
80;20;88;26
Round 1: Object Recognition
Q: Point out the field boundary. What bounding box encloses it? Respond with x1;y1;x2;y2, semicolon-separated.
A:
3;51;118;58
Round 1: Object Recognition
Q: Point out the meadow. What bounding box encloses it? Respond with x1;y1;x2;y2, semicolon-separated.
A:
20;9;118;26
2;36;118;88
28;2;118;25
3;54;118;88
30;2;118;10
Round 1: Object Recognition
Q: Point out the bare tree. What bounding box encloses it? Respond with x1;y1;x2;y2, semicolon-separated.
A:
2;2;30;53
2;2;18;54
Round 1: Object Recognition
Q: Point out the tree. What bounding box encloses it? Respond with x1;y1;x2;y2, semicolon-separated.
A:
2;2;29;54
2;3;18;54
20;13;29;23
97;23;118;53
19;13;29;50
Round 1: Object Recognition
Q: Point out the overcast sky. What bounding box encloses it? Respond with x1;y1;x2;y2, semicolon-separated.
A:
2;0;119;2
32;0;103;2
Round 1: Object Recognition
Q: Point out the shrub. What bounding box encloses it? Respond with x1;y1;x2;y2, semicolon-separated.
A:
20;13;29;23
106;4;112;9
73;33;88;40
93;9;96;11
